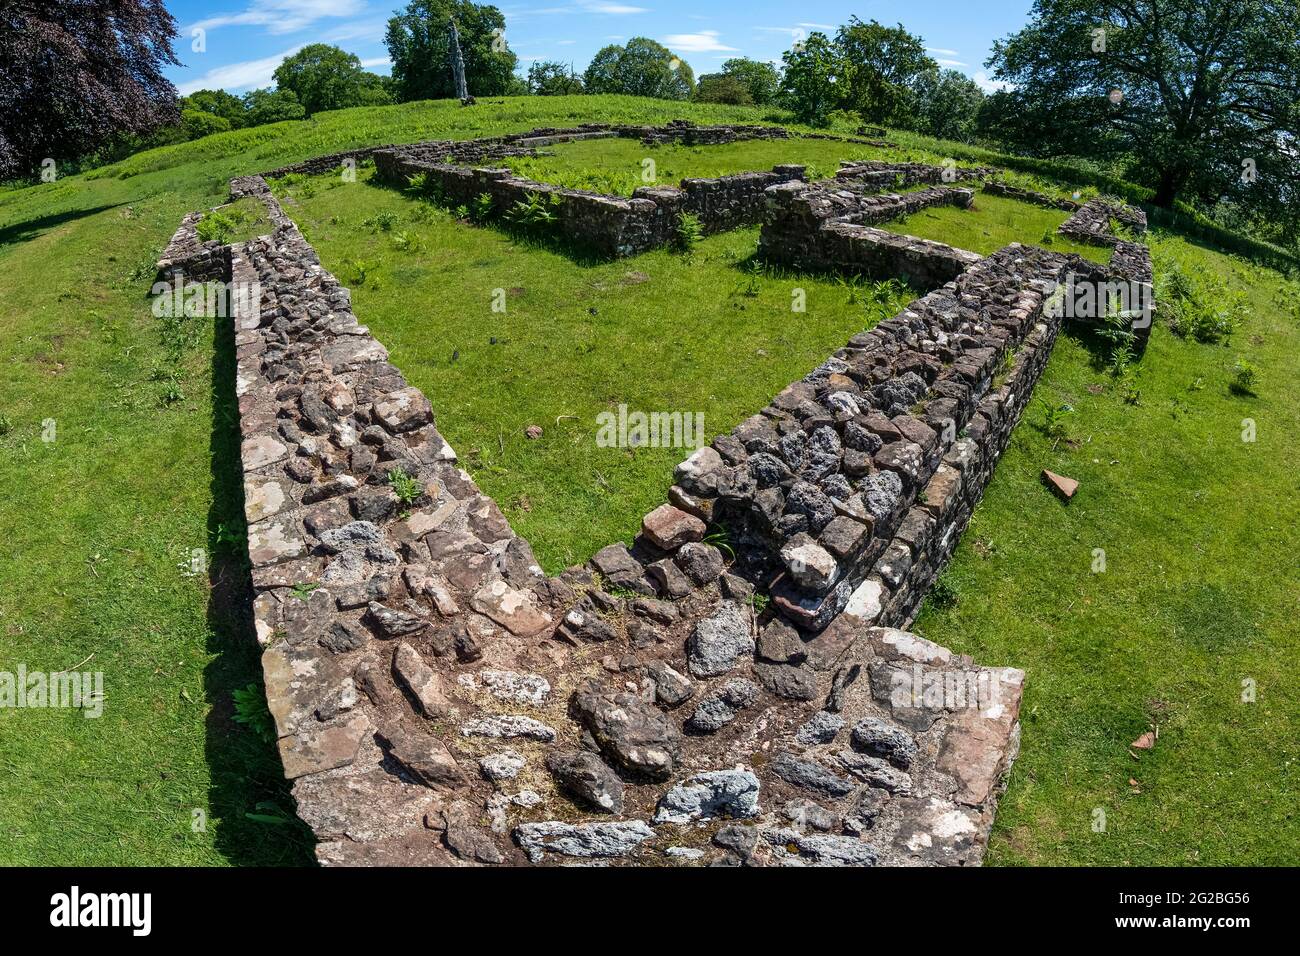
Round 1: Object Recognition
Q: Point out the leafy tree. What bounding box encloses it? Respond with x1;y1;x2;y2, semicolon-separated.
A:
180;109;231;140
243;88;308;126
527;60;584;96
779;33;842;125
183;89;248;129
834;18;935;127
386;0;517;101
0;0;180;179
273;44;390;116
910;69;985;141
694;73;753;105
584;38;694;100
985;0;1300;212
718;58;781;105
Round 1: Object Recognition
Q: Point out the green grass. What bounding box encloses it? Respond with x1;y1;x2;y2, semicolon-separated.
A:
280;166;912;571
0;93;1295;866
914;234;1300;864
881;191;1114;263
483;135;890;195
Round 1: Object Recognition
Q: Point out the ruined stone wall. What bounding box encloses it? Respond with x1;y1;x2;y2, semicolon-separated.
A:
834;161;993;191
758;181;983;285
982;181;1080;211
180;166;1030;868
374;147;805;256
155;211;231;283
1058;197;1149;246
664;245;1074;637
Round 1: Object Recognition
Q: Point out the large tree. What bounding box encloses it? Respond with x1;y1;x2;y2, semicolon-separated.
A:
835;18;936;126
386;0;517;101
273;44;390;116
0;0;180;179
910;69;986;142
717;58;781;105
584;38;694;100
779;33;843;125
985;0;1300;212
527;60;583;96
184;89;248;129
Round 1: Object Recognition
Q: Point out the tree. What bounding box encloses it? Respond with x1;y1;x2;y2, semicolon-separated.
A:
183;89;248;129
779;33;842;125
272;44;389;116
584;38;694;100
386;1;518;101
527;60;584;96
180;109;231;140
834;18;935;127
910;69;985;141
694;73;753;105
0;0;180;180
243;88;308;126
718;58;781;105
985;0;1300;211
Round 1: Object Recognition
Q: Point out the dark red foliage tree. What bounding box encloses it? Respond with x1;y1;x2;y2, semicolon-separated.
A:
0;0;180;179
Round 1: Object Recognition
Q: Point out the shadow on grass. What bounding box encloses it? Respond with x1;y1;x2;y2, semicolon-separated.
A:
204;306;315;866
0;202;129;248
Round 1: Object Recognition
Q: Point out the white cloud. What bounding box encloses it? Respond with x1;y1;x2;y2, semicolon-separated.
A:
935;58;968;67
798;22;835;30
177;46;303;94
359;57;391;69
190;0;364;36
973;70;1011;93
927;47;960;56
662;30;736;53
582;2;648;12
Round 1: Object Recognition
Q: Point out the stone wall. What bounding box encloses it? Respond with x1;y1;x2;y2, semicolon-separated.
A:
172;161;1033;867
373;147;806;256
1058;197;1148;246
982;181;1080;211
667;244;1076;636
758;180;983;285
155;211;231;283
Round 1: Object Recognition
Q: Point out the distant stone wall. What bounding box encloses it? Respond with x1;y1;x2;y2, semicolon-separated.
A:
983;181;1080;211
1058;197;1148;246
373;146;805;256
758;180;982;285
834;160;993;191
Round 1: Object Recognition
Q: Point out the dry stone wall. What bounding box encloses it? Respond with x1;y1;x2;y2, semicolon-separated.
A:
372;147;806;256
172;157;1036;867
759;180;984;286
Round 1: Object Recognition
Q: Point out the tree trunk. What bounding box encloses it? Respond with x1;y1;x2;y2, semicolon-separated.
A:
1153;166;1186;209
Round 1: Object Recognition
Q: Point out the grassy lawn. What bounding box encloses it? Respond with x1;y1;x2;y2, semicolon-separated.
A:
278;166;911;572
484;135;891;194
0;94;1295;866
882;191;1113;262
914;235;1300;864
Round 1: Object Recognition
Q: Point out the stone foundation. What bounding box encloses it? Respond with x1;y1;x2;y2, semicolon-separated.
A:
372;147;806;257
758;180;983;285
167;155;1036;867
157;132;1155;868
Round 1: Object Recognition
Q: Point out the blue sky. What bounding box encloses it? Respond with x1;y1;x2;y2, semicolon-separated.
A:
165;0;1029;96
